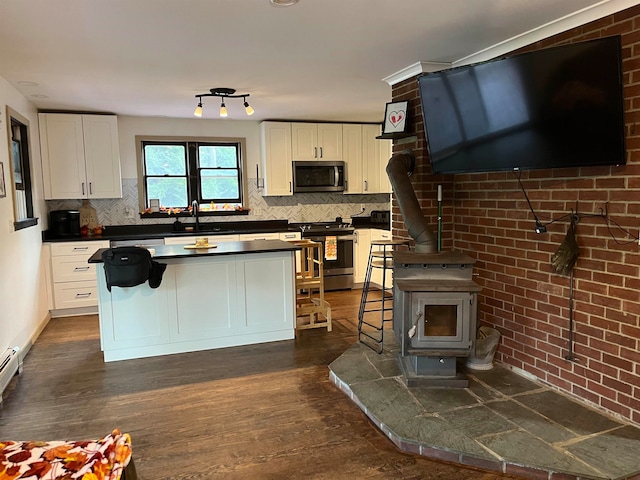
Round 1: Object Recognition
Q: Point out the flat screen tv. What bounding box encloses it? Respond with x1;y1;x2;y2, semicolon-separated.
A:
419;36;626;174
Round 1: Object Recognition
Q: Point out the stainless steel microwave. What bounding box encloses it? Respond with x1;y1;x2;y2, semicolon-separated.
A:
293;161;345;193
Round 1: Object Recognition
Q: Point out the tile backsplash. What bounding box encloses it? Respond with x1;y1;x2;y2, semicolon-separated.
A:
46;178;391;226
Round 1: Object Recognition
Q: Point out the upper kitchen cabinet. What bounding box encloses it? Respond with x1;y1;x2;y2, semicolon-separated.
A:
39;113;122;199
259;121;293;196
291;123;342;161
344;124;392;194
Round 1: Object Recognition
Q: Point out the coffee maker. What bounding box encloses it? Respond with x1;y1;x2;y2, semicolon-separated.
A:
50;210;81;237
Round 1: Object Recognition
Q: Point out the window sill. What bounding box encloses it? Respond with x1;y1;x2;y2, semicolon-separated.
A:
140;210;249;219
14;217;39;231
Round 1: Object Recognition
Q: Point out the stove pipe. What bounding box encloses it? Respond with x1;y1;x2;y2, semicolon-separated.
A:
386;150;436;253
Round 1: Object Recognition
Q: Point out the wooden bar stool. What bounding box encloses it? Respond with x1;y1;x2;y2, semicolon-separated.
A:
288;239;332;332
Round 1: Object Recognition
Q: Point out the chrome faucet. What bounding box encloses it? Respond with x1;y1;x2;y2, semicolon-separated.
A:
192;200;200;231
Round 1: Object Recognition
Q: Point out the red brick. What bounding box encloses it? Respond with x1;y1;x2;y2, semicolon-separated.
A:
390;8;640;426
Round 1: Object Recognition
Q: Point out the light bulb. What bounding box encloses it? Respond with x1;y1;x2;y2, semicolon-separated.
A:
244;101;254;116
219;101;228;117
193;102;203;117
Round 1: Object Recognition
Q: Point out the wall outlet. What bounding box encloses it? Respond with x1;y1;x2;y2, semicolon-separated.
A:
124;206;135;219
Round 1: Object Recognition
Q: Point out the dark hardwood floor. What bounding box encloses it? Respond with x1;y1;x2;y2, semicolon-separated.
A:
0;289;523;479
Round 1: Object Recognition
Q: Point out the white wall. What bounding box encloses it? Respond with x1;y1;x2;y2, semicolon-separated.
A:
0;75;50;357
116;115;261;179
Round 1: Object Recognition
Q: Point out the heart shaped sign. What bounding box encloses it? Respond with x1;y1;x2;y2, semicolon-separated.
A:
389;110;405;127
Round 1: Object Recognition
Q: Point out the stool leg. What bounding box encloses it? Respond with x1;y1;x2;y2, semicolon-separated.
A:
358;243;394;354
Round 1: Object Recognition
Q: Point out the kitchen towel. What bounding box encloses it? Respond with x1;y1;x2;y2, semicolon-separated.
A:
325;236;337;261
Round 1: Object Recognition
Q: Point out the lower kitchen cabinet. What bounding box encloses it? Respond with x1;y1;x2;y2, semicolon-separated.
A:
97;249;296;362
370;229;393;289
353;228;393;287
354;229;372;284
49;240;110;311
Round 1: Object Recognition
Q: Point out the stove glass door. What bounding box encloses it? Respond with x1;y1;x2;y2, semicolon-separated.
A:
410;292;472;349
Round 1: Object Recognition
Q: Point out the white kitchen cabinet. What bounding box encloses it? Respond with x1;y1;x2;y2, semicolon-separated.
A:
49;240;110;311
353;228;394;287
97;249;296;362
39;113;122;200
344;124;392;194
353;228;371;285
375;127;393;194
291;123;342;161
370;229;393;289
259;122;293;196
164;234;240;246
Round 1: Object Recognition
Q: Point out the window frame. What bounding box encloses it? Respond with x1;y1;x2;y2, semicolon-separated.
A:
5;106;38;231
136;135;248;217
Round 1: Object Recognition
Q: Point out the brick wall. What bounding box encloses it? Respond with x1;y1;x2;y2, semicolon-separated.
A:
391;5;640;425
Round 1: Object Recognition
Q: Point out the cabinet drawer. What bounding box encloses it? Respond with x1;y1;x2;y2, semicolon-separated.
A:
53;281;98;309
240;233;280;241
50;240;109;257
52;257;98;282
279;232;301;241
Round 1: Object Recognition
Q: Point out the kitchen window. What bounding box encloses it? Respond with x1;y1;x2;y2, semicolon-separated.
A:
138;137;248;216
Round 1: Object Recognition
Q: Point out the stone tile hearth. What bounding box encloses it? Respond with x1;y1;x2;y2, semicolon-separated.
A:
329;339;640;480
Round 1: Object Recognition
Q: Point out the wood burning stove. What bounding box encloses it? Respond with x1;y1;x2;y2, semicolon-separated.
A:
393;251;481;387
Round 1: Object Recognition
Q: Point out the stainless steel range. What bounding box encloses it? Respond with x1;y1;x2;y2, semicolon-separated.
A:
297;220;354;291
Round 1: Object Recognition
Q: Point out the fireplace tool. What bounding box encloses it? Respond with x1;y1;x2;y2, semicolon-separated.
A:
550;214;579;361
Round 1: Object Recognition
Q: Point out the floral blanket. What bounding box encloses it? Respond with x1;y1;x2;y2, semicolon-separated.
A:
0;428;132;480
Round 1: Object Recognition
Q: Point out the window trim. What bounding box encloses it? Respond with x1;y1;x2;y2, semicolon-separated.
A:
136;135;249;217
5;106;38;231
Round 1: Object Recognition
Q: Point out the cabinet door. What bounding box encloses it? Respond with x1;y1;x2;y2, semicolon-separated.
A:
317;124;343;160
172;257;239;341
370;229;393;289
354;229;371;284
40;113;87;199
82;115;122;198
53;280;99;309
362;124;382;194
291;123;318;160
343;124;363;194
260;122;293;196
379;136;393;194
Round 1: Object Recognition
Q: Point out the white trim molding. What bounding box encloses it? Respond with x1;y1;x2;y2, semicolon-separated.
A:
383;0;639;86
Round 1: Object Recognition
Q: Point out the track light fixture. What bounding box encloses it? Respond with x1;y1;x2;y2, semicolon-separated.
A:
193;100;203;117
193;88;254;118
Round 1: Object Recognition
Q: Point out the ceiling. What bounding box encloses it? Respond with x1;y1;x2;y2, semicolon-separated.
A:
0;0;635;123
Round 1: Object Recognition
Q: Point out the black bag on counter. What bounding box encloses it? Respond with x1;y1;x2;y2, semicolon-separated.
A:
102;247;165;292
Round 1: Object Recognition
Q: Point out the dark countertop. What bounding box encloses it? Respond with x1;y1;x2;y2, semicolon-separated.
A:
351;210;390;230
44;219;295;243
88;239;301;263
44;213;391;243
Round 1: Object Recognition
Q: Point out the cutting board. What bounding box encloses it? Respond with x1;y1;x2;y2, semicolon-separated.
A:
79;199;99;228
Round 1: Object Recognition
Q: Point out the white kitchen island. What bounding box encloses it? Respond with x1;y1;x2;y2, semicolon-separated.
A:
89;239;299;362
